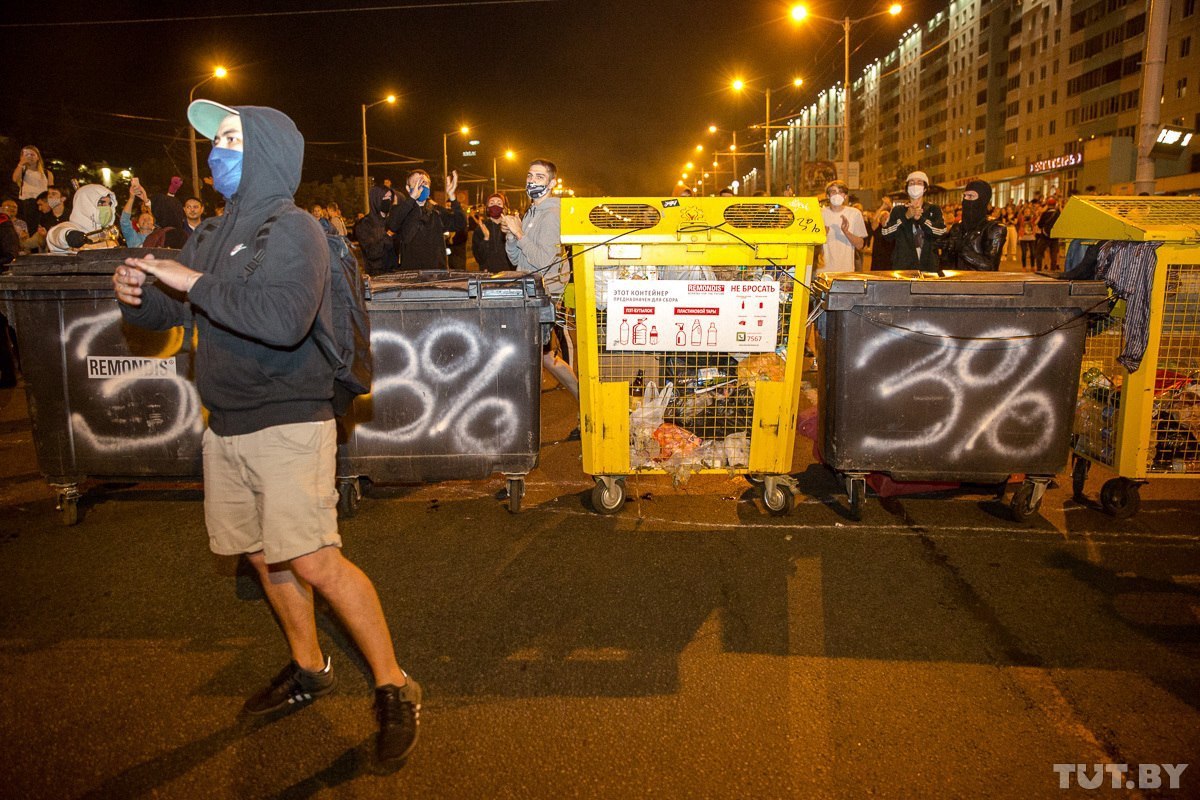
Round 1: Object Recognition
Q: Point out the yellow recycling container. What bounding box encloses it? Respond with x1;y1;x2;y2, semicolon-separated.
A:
1054;196;1200;518
560;196;824;514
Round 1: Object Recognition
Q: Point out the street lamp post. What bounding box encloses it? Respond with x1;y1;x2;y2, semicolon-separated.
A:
443;125;469;184
189;66;228;198
361;94;397;214
731;77;803;195
791;3;901;188
708;125;741;193
493;148;515;194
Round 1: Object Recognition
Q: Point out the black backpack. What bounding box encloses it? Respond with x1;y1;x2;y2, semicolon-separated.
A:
240;214;373;414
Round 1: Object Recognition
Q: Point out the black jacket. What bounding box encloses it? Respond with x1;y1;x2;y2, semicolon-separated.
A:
939;218;1007;270
356;186;396;275
121;106;334;436
390;195;465;270
471;217;515;272
880;203;947;271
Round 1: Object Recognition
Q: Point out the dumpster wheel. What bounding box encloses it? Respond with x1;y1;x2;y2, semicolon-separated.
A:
506;476;526;514
591;477;625;514
337;478;361;519
1009;478;1048;523
56;488;81;527
846;475;867;521
761;476;797;517
1100;477;1141;519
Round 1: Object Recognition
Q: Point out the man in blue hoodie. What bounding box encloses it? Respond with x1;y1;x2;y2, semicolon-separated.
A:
111;100;420;767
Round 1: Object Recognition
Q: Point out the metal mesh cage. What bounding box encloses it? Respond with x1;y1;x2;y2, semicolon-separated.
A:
1074;263;1200;474
722;204;796;229
594;264;796;471
587;204;661;230
1088;198;1200;228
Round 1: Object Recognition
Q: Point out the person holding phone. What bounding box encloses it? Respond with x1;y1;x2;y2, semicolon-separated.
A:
470;192;515;272
11;145;53;232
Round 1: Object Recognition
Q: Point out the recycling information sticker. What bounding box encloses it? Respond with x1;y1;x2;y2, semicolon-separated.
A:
605;279;780;353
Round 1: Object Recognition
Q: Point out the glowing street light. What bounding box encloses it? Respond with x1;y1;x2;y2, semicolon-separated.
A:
729;75;805;194
189;65;229;197
790;3;903;184
493;147;516;194
361;93;397;213
443;124;470;185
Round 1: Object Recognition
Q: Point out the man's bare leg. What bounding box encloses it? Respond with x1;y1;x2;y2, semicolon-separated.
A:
289;546;407;688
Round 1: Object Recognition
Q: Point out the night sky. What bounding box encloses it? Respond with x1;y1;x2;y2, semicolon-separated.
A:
2;0;939;196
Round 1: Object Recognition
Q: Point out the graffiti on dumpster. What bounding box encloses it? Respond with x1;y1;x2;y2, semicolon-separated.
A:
354;321;522;453
853;324;1068;460
63;308;203;453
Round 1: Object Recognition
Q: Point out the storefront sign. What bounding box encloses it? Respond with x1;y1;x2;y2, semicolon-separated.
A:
606;280;780;353
1027;153;1083;175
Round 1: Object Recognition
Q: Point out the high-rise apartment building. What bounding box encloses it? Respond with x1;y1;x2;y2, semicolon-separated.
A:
756;0;1200;201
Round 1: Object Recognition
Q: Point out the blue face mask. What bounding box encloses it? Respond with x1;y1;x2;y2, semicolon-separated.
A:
208;147;243;198
416;185;430;204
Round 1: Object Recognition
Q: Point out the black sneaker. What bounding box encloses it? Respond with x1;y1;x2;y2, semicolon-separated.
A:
374;677;422;765
242;656;337;716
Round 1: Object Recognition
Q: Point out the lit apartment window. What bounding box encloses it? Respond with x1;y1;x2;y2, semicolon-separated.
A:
1179;77;1189;99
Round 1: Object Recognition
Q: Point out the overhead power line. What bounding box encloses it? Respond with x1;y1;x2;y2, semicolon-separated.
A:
0;0;554;28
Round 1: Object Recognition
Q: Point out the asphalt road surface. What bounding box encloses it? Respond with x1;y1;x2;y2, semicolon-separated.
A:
1;381;1197;800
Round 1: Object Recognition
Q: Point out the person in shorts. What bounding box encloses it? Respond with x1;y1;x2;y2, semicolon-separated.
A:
111;100;420;767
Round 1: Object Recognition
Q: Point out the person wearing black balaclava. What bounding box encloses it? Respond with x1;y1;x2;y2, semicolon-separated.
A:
355;184;398;275
939;179;1007;271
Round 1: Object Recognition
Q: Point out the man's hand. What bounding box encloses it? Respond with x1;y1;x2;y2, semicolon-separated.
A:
499;213;523;238
445;169;458;198
906;200;923;220
840;216;852;236
120;254;202;296
113;263;148;306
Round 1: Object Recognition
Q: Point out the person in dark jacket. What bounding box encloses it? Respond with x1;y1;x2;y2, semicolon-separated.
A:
880;170;947;271
391;168;465;270
939;179;1007;271
355;185;398;275
471;192;516;272
111;100;420;767
1035;196;1062;270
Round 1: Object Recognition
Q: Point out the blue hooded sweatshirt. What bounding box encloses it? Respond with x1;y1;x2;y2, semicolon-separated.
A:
120;106;334;436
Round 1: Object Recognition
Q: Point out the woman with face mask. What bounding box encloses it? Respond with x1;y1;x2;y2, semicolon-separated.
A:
45;184;120;253
470;193;516;272
879;170;947;271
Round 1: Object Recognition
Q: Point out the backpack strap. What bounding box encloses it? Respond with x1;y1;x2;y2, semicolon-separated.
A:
243;214;281;280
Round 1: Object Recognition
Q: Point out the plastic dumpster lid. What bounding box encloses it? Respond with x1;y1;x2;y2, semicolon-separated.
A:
559;196;826;245
814;270;1108;301
368;270;544;301
7;247;181;276
1052;196;1200;242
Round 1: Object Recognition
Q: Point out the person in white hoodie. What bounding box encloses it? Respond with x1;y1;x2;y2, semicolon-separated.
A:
46;184;119;253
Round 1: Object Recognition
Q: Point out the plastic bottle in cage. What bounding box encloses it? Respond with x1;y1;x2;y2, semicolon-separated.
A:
631;369;644;397
619;318;630;345
632;318;647;345
676;323;686;346
706;321;717;346
690;319;702;345
649;325;658;345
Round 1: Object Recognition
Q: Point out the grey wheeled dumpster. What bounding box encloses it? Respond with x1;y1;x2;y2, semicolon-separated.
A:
0;249;202;524
812;271;1108;521
335;271;555;514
